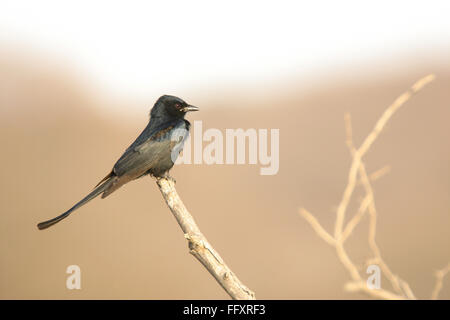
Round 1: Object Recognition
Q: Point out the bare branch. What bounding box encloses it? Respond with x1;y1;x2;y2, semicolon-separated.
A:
431;263;450;300
344;281;406;300
341;194;371;243
299;74;441;300
335;242;362;282
345;113;416;299
334;75;435;239
299;208;336;246
357;74;435;157
156;177;255;300
357;160;415;299
359;165;391;185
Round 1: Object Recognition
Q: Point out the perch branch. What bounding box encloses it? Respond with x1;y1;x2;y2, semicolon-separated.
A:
156;177;255;300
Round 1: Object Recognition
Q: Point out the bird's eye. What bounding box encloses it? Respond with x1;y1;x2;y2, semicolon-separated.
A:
175;103;181;109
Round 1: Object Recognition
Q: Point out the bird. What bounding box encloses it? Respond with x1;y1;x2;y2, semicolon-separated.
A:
37;95;199;230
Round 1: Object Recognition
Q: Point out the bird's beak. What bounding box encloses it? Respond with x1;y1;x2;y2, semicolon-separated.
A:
182;105;199;112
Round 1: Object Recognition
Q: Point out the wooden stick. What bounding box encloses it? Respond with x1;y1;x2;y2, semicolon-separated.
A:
156;177;256;300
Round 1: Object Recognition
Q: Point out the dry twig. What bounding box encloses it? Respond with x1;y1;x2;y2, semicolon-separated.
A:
431;263;450;300
156;177;255;300
299;74;448;299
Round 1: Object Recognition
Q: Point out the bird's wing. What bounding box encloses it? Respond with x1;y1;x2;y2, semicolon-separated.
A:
112;120;188;178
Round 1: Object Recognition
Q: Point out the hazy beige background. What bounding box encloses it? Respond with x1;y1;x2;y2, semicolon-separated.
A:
0;48;449;299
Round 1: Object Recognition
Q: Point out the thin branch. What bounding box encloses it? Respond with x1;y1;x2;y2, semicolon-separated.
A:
344;281;406;300
431;263;450;300
334;74;435;239
299;208;336;246
335;241;362;282
341;166;390;242
346;113;417;299
359;165;391;185
358;159;416;299
357;74;435;157
156;177;255;300
341;194;371;243
299;74;439;300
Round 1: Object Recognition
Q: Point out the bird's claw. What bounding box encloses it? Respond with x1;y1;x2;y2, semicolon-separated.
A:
160;174;176;184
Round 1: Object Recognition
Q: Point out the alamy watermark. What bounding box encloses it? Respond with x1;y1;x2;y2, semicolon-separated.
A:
66;265;81;290
366;264;381;290
171;120;280;175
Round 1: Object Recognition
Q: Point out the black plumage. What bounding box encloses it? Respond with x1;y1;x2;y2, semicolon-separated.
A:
37;95;198;230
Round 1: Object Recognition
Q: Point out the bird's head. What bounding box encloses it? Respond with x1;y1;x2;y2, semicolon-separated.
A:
151;95;199;120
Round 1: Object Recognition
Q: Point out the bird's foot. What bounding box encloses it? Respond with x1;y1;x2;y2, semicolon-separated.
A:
160;173;176;184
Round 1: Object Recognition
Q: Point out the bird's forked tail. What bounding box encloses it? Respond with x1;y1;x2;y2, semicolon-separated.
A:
37;175;114;230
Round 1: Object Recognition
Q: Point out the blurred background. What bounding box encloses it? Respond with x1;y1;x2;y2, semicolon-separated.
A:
0;1;449;299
